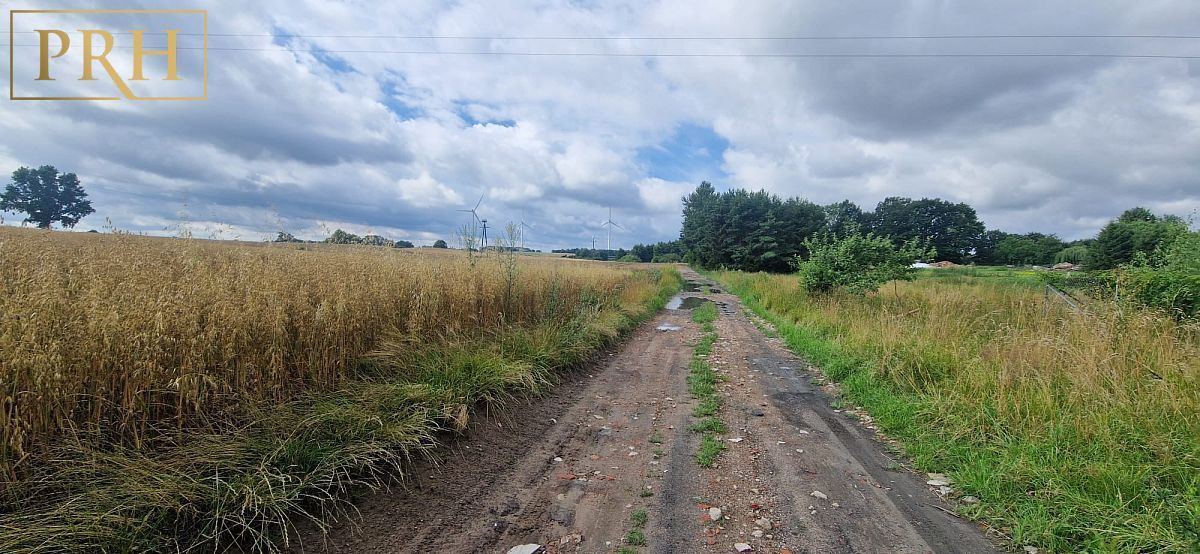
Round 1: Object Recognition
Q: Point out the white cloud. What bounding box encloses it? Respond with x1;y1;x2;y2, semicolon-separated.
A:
1;0;1198;246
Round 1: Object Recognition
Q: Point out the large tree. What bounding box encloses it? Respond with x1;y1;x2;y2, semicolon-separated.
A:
1;165;95;229
680;182;723;268
751;198;827;272
869;197;984;264
1089;208;1186;269
823;200;867;238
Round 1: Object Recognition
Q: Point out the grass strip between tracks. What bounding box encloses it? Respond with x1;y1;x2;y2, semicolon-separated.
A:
687;300;726;468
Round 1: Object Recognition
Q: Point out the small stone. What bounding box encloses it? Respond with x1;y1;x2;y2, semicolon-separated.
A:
754;517;772;529
709;507;723;521
961;496;980;505
553;457;563;462
831;502;840;508
810;490;828;500
751;530;763;538
926;479;950;487
734;543;754;552
728;437;744;443
1023;547;1039;554
506;545;541;554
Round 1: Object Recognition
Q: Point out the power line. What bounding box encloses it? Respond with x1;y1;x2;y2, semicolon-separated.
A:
4;31;1200;40
3;43;1198;59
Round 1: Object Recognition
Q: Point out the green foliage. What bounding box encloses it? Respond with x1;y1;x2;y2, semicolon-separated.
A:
1158;230;1200;273
824;200;868;238
618;254;642;262
680;182;827;272
868;197;984;263
322;230;413;248
1;166;95;229
798;231;932;295
1089;208;1186;270
1116;269;1200;319
994;232;1066;265
432;239;448;248
1054;245;1090;264
630;240;683;262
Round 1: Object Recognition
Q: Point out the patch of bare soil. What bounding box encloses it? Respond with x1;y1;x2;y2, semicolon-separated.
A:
297;269;996;554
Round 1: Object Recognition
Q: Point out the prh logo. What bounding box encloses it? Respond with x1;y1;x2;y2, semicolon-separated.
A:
9;10;207;100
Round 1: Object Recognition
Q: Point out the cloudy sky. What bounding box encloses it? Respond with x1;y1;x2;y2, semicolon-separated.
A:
2;1;1199;248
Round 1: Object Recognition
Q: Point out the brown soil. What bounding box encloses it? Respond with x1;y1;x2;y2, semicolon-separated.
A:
295;269;997;554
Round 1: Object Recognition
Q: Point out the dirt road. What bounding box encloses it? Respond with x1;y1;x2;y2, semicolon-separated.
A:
300;269;995;553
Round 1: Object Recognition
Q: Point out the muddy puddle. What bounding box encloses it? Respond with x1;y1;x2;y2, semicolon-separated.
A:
665;294;716;310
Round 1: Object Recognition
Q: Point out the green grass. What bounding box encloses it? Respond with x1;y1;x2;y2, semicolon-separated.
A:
711;269;1200;553
691;301;718;324
696;435;726;468
0;269;684;553
624;508;649;546
686;300;727;469
689;417;727;434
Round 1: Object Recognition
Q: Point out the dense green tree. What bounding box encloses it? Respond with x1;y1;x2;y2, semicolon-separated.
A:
824;200;867;238
325;229;361;244
994;233;1066;265
869;197;984;263
1089;208;1186;269
750;198;827;272
680;183;827;272
972;229;1009;265
680;182;723;268
432;239;448;248
1;165;95;229
1054;245;1090;265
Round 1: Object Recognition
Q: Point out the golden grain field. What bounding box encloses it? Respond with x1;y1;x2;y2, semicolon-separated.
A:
0;228;650;477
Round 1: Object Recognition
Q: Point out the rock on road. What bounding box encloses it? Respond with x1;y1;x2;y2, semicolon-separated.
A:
297;269;996;554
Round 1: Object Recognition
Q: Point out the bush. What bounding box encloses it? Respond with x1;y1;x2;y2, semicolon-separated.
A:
797;232;932;295
651;253;682;263
617;254;641;263
1117;269;1200;319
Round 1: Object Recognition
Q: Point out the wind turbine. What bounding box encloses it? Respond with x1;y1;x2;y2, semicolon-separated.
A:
600;207;624;251
457;193;486;249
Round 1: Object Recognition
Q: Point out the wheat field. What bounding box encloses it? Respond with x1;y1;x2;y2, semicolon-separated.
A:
0;228;656;478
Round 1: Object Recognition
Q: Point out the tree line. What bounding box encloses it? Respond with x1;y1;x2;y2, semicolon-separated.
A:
675;182;1191;273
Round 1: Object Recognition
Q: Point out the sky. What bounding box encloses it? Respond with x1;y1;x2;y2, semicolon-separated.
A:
2;1;1199;249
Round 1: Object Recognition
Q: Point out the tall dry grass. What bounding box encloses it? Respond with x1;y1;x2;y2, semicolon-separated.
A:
0;228;642;477
715;270;1199;551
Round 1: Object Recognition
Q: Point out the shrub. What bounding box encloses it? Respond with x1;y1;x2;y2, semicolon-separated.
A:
797;231;933;295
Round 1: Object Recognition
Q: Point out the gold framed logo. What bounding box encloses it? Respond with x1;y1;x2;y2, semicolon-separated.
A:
9;9;207;101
